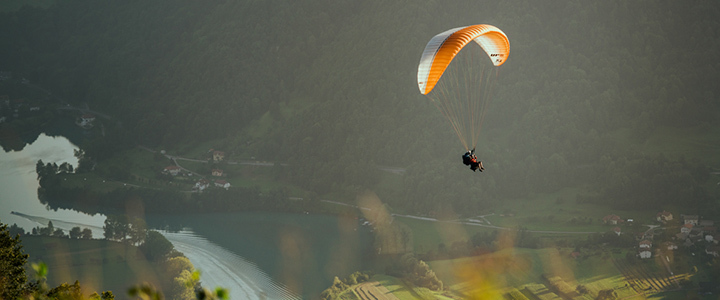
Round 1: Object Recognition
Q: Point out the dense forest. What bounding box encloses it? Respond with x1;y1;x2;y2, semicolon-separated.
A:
1;0;719;215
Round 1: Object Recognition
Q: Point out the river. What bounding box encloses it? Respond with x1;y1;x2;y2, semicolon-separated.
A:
1;133;373;299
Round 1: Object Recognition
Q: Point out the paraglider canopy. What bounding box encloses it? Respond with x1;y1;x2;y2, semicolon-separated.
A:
416;24;509;151
417;24;509;95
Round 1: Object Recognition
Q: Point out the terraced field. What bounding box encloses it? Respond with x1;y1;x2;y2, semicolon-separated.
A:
612;258;678;294
354;282;399;300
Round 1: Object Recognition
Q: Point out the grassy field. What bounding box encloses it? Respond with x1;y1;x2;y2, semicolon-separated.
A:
425;246;720;300
482;186;659;232
394;216;496;254
21;235;167;297
57;172;127;193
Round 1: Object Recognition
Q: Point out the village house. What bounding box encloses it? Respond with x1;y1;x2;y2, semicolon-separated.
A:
612;227;621;236
639;240;652;249
81;114;95;123
213;150;225;162
76;113;96;129
703;226;716;235
603;214;623;225
681;223;693;234
163;165;181;176
656;211;673;223
642;231;654;241
682;214;699;226
214;179;231;190
194;179;210;192
639;249;652;259
212;169;224;177
690;227;705;239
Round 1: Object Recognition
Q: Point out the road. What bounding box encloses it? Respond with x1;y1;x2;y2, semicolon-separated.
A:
321;201;601;235
56;102;113;121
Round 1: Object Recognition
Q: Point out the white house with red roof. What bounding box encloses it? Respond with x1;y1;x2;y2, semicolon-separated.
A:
639;240;652;249
681;223;693;234
682;214;699;226
195;179;210;192
656;211;673;223
214;179;231;190
163;165;181;176
213;151;225;162
603;214;623;225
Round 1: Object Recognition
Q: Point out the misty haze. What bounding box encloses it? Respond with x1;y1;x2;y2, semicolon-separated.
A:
1;1;719;300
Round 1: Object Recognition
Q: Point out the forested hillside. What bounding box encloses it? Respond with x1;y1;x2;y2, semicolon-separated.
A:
2;0;718;215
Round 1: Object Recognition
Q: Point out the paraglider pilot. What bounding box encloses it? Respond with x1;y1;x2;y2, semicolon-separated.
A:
462;148;484;172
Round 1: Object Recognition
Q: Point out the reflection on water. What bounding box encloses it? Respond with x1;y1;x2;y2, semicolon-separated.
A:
2;132;375;299
13;212;299;300
2;133;298;299
156;212;375;299
165;231;300;300
0;133;105;230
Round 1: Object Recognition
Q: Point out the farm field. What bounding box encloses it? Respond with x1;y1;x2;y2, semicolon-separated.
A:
482;187;660;232
425;247;706;300
370;275;446;300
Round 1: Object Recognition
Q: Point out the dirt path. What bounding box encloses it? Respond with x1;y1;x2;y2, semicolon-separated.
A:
355;282;399;300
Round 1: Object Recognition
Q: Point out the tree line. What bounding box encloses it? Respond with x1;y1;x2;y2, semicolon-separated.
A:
1;216;228;300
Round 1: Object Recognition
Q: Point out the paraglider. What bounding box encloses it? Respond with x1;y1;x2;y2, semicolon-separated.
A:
417;24;509;172
462;148;484;172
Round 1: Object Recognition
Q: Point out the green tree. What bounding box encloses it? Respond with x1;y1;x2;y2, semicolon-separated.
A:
46;281;83;299
140;231;174;261
128;218;148;246
103;215;129;242
81;228;93;239
389;253;443;291
0;221;29;299
164;256;194;277
8;223;25;237
171;270;196;300
52;228;66;238
69;227;82;239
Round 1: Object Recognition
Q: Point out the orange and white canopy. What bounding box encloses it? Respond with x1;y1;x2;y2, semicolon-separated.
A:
417;24;510;95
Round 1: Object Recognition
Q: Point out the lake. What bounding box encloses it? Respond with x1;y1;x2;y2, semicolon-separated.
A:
1;133;373;299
